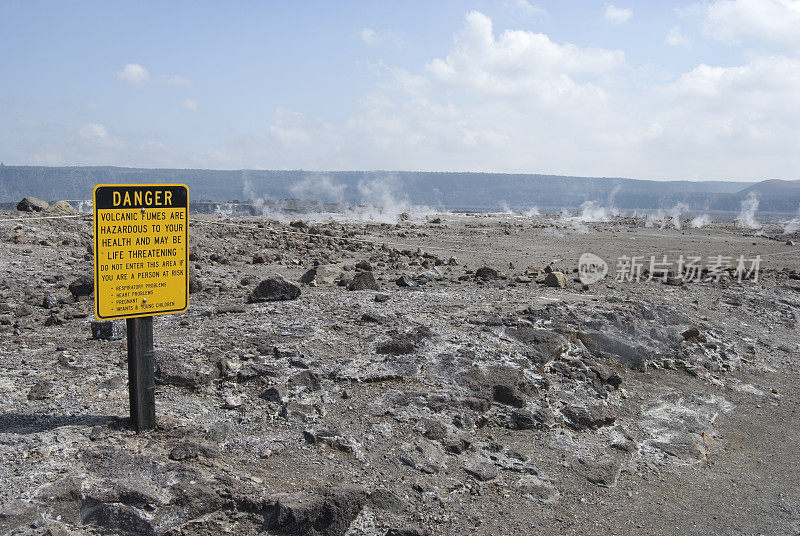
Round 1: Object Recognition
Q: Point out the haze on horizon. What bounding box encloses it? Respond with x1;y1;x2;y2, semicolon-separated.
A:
2;0;800;182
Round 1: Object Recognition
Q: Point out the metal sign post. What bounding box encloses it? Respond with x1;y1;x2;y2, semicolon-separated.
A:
126;316;155;431
93;183;189;432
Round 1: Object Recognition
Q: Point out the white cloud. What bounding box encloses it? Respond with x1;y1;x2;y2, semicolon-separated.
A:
117;63;149;83
78;123;108;139
168;75;191;86
703;0;800;49
359;27;405;47
502;0;547;17
666;26;691;47
425;11;626;98
21;10;800;181
182;99;198;111
604;5;633;24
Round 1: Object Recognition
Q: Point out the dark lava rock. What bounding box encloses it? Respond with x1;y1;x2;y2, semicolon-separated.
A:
267;485;367;536
493;384;525;407
575;456;623;487
42;295;58;309
237;362;280;382
355;260;373;271
288;370;322;391
376;326;432;355
475;266;502;279
259;385;287;403
68;275;94;300
577;331;649;371
44;313;63;326
17;197;49;212
81;502;154;535
681;326;707;343
396;275;418;288
188;272;203;294
168;441;219;461
28;380;53;400
506;327;566;366
464;458;498;481
374;292;390;302
376;337;416;355
562;404;617;431
154;350;219;390
348;271;380;291
253;252;270;264
247;275;301;302
591;363;622;388
91;320;124;340
510;409;538;430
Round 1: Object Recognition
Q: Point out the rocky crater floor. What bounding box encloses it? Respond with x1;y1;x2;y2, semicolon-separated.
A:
0;210;799;535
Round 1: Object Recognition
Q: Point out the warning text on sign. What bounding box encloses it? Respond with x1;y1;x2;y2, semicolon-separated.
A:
93;184;189;319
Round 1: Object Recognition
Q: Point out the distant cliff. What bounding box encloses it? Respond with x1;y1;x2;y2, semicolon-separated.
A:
1;165;797;212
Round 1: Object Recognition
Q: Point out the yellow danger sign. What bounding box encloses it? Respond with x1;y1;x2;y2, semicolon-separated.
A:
93;184;189;320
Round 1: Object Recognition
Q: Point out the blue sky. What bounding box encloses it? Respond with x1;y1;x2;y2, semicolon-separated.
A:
2;0;799;180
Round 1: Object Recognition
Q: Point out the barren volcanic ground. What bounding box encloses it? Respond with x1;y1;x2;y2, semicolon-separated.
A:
1;210;799;536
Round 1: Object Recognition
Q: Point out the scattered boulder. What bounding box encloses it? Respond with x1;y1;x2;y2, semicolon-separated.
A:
16;197;49;212
28;380;53;400
259;385;287;403
287;370;322;391
562;404;617;431
376;337;416;355
188;272;203;294
681;326;707;344
154;351;219;390
376;327;432;355
414;267;442;284
300;265;342;285
516;475;560;504
355;259;373;271
68;275;94;300
81;502;154;535
247;275;301;302
464;458;498;481
396;275;418;288
348;271;380;291
44;201;77;215
544;271;569;288
475;266;502;279
266;486;367;536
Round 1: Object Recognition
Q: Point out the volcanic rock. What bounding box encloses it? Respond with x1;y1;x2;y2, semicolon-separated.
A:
266;485;367;536
44;201;77;215
16;197;49;212
475;266;502;279
348;271;379;291
300;264;342;285
544;271;569;288
68;275;93;300
247;275;301;302
562;404;617;431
